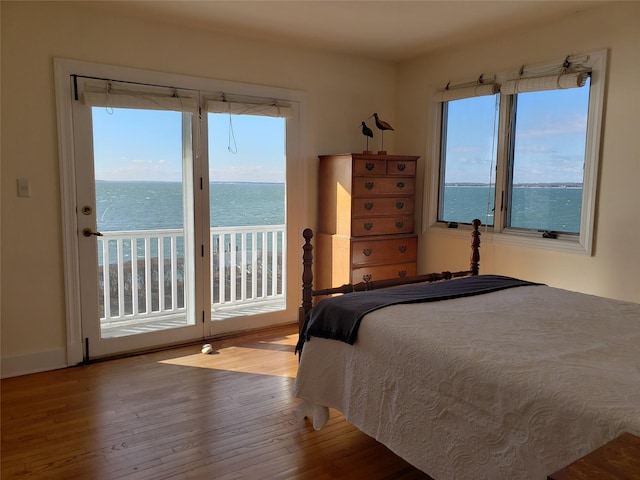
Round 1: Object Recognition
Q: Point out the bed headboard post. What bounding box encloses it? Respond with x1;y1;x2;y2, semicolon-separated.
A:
470;218;481;275
299;228;314;334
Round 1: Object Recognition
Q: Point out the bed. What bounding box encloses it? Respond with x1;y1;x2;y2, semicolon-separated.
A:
292;220;640;480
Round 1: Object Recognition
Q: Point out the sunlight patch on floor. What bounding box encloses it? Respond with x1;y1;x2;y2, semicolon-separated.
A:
157;334;299;378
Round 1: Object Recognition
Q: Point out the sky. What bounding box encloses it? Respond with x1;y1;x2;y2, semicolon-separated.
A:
444;79;590;185
92;82;589;186
92;109;286;183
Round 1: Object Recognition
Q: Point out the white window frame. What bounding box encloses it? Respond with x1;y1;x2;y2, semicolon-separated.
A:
427;49;607;256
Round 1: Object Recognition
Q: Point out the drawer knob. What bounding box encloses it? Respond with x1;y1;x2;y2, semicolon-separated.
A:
363;248;372;256
364;222;373;231
398;270;407;277
398;245;407;253
365;182;374;190
363;274;372;283
395;221;404;229
365;162;375;171
396;181;405;189
397;163;406;171
396;201;405;210
364;202;374;210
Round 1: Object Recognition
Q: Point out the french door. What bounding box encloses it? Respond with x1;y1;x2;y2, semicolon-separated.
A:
73;78;204;358
62;65;300;362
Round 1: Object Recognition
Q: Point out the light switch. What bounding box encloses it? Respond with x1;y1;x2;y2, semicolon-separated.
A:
17;178;31;198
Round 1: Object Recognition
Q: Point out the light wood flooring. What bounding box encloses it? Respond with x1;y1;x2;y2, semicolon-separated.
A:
1;324;431;479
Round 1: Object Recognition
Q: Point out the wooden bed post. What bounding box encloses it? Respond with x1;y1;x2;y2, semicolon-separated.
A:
470;218;481;276
299;228;314;334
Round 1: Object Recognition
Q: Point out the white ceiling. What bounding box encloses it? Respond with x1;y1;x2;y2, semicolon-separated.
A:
83;1;609;62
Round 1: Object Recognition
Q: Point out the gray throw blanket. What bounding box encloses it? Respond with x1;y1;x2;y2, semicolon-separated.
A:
295;275;541;353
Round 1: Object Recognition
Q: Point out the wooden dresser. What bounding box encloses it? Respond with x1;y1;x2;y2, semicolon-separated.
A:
316;153;420;290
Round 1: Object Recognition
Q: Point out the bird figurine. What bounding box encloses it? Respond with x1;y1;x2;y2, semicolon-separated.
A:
370;113;394;153
361;121;373;153
371;113;394;132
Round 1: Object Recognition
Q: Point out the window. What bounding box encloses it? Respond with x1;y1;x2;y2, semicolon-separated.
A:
439;94;498;227
506;83;589;234
435;50;606;254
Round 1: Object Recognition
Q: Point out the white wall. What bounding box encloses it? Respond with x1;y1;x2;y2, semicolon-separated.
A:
0;1;396;376
396;1;640;303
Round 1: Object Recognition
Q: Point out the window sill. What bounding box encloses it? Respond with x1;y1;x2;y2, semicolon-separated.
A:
427;223;589;255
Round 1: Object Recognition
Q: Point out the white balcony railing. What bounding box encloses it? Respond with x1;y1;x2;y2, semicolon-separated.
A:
97;225;286;326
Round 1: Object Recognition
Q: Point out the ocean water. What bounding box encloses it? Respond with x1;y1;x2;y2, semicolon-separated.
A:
95;181;285;232
95;182;582;234
443;185;582;233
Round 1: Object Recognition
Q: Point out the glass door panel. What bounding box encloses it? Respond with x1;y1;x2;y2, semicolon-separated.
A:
207;113;286;321
92;107;196;338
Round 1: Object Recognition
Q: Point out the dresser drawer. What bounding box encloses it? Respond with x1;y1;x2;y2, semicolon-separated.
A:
353;158;386;176
352;263;417;283
352;215;414;236
353;177;415;196
351;235;417;267
386;159;416;176
352;196;414;217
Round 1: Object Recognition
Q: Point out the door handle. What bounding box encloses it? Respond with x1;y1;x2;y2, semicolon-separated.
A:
82;228;103;237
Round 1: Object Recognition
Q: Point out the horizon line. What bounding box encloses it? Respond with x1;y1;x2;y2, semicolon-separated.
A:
446;182;583;187
96;180;285;185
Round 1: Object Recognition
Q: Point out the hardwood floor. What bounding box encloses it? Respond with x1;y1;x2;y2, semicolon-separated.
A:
1;325;431;479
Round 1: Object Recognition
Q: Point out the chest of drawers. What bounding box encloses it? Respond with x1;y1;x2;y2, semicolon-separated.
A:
316;153;420;289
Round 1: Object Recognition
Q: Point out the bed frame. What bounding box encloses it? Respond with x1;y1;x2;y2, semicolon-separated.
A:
299;218;482;333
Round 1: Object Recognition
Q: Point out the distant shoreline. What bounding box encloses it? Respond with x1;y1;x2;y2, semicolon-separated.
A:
96;180;285;185
445;183;582;188
96;180;577;188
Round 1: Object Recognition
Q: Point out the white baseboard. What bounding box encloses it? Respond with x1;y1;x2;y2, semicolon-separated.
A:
1;348;69;379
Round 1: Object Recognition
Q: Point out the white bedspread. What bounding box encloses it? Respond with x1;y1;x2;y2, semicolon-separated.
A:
292;285;640;480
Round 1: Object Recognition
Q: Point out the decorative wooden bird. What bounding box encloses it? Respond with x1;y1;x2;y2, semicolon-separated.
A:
361;121;374;148
370;113;394;153
371;113;394;132
361;121;373;138
361;121;374;153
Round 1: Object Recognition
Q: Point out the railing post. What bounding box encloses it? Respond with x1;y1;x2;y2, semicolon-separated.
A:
241;232;247;301
101;239;111;319
170;234;177;311
131;237;139;316
144;237;152;314
262;232;268;298
158;237;165;312
116;238;125;316
251;233;258;299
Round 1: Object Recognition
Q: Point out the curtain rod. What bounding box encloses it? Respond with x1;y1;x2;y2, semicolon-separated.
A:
73;74;193;93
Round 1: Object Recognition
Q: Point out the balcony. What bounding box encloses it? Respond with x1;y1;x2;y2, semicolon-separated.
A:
97;225;286;338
